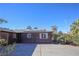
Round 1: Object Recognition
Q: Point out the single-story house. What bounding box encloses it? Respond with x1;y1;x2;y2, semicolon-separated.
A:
0;28;54;43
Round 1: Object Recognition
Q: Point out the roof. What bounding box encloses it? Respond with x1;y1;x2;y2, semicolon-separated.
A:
0;27;14;32
14;29;52;33
0;27;52;33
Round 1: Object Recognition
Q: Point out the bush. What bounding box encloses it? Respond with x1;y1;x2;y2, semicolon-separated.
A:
57;36;65;44
0;39;16;56
57;34;73;45
72;35;79;46
53;33;59;43
0;43;16;56
0;39;8;46
9;38;17;44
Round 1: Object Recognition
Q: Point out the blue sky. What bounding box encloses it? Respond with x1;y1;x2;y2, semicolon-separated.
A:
0;3;79;32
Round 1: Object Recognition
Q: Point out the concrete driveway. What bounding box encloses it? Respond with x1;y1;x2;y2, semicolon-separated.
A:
33;44;79;56
9;44;79;56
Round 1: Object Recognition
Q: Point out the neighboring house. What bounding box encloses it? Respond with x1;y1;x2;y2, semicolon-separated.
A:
0;28;53;43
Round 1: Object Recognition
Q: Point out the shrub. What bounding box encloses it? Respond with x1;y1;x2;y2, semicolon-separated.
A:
71;35;79;46
0;39;16;56
8;38;16;44
57;35;65;44
0;39;8;46
57;34;73;45
0;43;16;56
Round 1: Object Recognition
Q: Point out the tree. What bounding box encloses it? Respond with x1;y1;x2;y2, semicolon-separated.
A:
27;26;32;30
51;25;57;33
58;31;63;36
51;25;58;42
70;19;79;35
57;31;64;43
34;27;38;29
70;19;79;45
0;18;7;24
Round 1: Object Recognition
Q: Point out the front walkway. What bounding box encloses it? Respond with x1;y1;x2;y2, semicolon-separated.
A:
9;44;79;56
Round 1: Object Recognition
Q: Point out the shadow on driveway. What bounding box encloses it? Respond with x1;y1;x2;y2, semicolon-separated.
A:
9;44;37;56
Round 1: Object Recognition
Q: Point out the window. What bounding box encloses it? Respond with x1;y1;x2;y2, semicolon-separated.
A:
40;33;48;39
27;33;31;39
